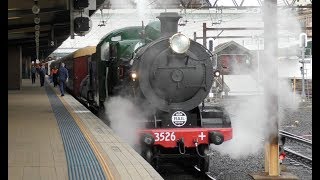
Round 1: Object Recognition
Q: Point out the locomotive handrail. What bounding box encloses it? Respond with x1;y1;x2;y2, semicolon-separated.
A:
214;77;230;93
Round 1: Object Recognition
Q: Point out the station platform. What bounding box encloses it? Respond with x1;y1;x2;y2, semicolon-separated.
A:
8;78;163;180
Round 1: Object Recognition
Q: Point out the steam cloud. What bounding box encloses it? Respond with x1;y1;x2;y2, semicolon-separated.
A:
210;7;303;159
105;96;147;147
109;0;155;23
210;78;301;159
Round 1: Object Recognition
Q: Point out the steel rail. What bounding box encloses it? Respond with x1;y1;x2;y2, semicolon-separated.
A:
279;130;312;146
284;147;312;170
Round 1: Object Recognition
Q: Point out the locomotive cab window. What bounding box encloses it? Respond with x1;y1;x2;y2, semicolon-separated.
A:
111;35;121;41
101;42;110;61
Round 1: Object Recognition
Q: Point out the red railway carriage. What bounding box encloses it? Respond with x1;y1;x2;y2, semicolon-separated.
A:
58;46;96;97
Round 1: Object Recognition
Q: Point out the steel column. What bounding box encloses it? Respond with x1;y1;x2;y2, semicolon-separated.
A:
203;23;207;48
263;0;279;176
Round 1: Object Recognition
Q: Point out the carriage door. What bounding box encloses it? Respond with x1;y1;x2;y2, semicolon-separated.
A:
74;56;89;97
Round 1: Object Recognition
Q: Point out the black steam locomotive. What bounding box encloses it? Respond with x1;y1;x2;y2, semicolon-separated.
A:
54;12;233;172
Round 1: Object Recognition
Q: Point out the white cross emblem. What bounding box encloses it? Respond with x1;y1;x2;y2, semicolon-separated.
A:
198;132;206;140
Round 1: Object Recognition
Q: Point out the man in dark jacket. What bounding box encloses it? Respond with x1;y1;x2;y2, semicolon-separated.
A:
31;65;36;84
58;63;69;96
39;64;46;87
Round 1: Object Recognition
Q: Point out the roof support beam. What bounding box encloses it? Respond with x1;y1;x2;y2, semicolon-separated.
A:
240;0;245;6
206;27;263;30
8;22;69;31
195;35;259;39
291;0;297;6
212;0;219;7
8;25;52;34
203;0;212;7
8;7;67;18
282;0;289;6
205;27;311;31
231;0;239;6
257;0;262;6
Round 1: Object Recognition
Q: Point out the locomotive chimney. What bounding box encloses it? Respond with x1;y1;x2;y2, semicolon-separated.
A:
157;12;182;37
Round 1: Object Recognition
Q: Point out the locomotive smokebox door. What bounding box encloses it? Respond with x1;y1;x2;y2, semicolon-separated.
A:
163;110;197;127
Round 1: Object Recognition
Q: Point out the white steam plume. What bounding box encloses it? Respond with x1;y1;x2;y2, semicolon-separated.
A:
108;0;155;23
134;0;153;22
210;79;301;159
210;7;303;159
210;90;268;159
105;96;146;147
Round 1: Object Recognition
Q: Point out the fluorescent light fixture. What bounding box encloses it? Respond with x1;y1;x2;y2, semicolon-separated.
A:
8;8;21;11
34;17;40;24
8;17;21;20
32;4;40;14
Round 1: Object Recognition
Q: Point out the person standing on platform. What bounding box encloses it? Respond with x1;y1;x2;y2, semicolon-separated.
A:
58;63;69;96
51;66;58;87
31;65;36;84
36;64;40;78
39;64;46;87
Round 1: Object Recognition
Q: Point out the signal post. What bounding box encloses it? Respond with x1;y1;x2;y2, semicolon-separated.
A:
250;0;299;179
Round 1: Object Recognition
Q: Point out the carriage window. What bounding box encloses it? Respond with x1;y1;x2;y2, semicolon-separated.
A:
101;42;110;61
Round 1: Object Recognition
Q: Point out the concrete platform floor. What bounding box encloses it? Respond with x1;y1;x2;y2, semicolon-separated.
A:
8;79;68;180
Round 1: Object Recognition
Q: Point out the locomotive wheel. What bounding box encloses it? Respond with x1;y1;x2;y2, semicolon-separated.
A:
141;148;153;163
141;147;159;170
87;91;93;101
99;101;105;110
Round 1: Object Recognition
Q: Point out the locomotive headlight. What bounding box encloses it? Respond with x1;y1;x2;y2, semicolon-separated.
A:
131;73;137;79
214;70;220;77
131;72;137;81
169;33;190;54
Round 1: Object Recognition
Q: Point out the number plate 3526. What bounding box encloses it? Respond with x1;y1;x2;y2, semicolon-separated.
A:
154;132;176;142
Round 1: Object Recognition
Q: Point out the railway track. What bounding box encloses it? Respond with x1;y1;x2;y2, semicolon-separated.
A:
279;130;312;169
279;130;312;147
283;147;312;170
156;157;212;180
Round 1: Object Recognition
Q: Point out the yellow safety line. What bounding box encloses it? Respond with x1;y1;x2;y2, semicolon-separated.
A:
58;94;114;180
